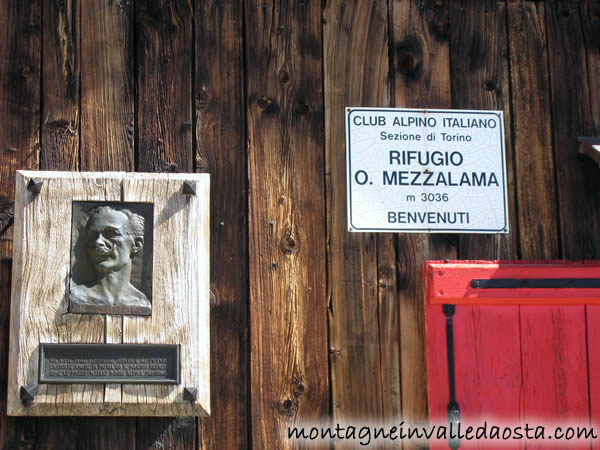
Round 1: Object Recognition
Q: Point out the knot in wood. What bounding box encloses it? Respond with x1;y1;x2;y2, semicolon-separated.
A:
278;69;290;84
294;383;306;398
0;196;15;237
483;79;497;91
126;122;134;137
279;398;298;417
196;89;210;110
257;96;279;114
280;231;299;254
166;23;178;35
180;120;193;132
430;13;449;41
294;101;310;115
20;65;35;79
396;36;423;78
163;162;178;172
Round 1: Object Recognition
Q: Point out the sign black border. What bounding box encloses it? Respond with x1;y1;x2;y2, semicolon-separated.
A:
345;107;509;233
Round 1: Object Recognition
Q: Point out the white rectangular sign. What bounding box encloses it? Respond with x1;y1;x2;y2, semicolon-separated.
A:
346;107;509;233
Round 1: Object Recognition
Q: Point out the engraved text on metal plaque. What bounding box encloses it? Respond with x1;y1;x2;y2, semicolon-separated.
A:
39;344;180;384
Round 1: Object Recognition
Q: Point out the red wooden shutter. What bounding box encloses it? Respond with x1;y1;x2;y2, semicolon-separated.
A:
425;261;600;449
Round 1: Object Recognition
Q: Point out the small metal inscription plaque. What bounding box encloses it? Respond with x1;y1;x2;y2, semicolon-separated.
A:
39;344;179;384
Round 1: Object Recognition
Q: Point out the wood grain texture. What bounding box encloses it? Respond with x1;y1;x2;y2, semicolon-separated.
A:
1;259;20;448
507;1;559;260
136;0;193;173
449;0;516;260
8;172;210;417
41;0;78;171
0;0;41;203
122;173;210;417
520;306;589;442
80;0;134;171
0;1;41;445
546;1;599;259
5;416;37;449
246;0;329;447
587;304;600;449
135;416;196;449
581;2;600;135
35;417;79;450
194;0;249;449
390;0;455;428
8;172;115;416
323;0;388;428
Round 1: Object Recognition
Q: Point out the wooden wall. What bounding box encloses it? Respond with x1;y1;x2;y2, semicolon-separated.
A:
0;0;598;448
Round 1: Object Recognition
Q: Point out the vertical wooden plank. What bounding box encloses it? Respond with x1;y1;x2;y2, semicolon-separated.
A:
588;304;600;446
135;0;196;447
452;306;522;450
390;0;455;428
577;2;600;445
0;0;41;202
323;0;388;430
80;0;135;171
446;0;522;435
0;0;41;447
456;306;517;418
35;418;79;450
136;0;194;173
246;0;329;447
546;1;599;257
79;0;135;445
581;3;600;131
134;417;196;450
507;1;559;261
194;0;249;449
76;418;135;450
520;305;589;427
5;417;36;449
41;0;79;171
425;301;447;420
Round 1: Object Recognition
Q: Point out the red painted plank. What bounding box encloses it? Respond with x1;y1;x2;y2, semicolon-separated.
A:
587;306;600;448
426;303;450;450
426;303;448;424
520;305;590;449
426;261;600;305
427;304;522;450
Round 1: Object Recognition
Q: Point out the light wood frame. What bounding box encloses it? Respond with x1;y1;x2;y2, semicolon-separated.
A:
8;171;210;416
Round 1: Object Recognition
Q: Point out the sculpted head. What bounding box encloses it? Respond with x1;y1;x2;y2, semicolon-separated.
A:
85;206;145;275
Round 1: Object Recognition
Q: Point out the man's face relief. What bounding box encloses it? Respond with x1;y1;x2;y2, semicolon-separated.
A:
86;209;143;275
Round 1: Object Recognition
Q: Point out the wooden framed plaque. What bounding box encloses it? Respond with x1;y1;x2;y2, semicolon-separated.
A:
7;171;210;416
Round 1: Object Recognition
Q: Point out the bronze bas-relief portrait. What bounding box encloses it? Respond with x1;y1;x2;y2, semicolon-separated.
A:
70;202;153;315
